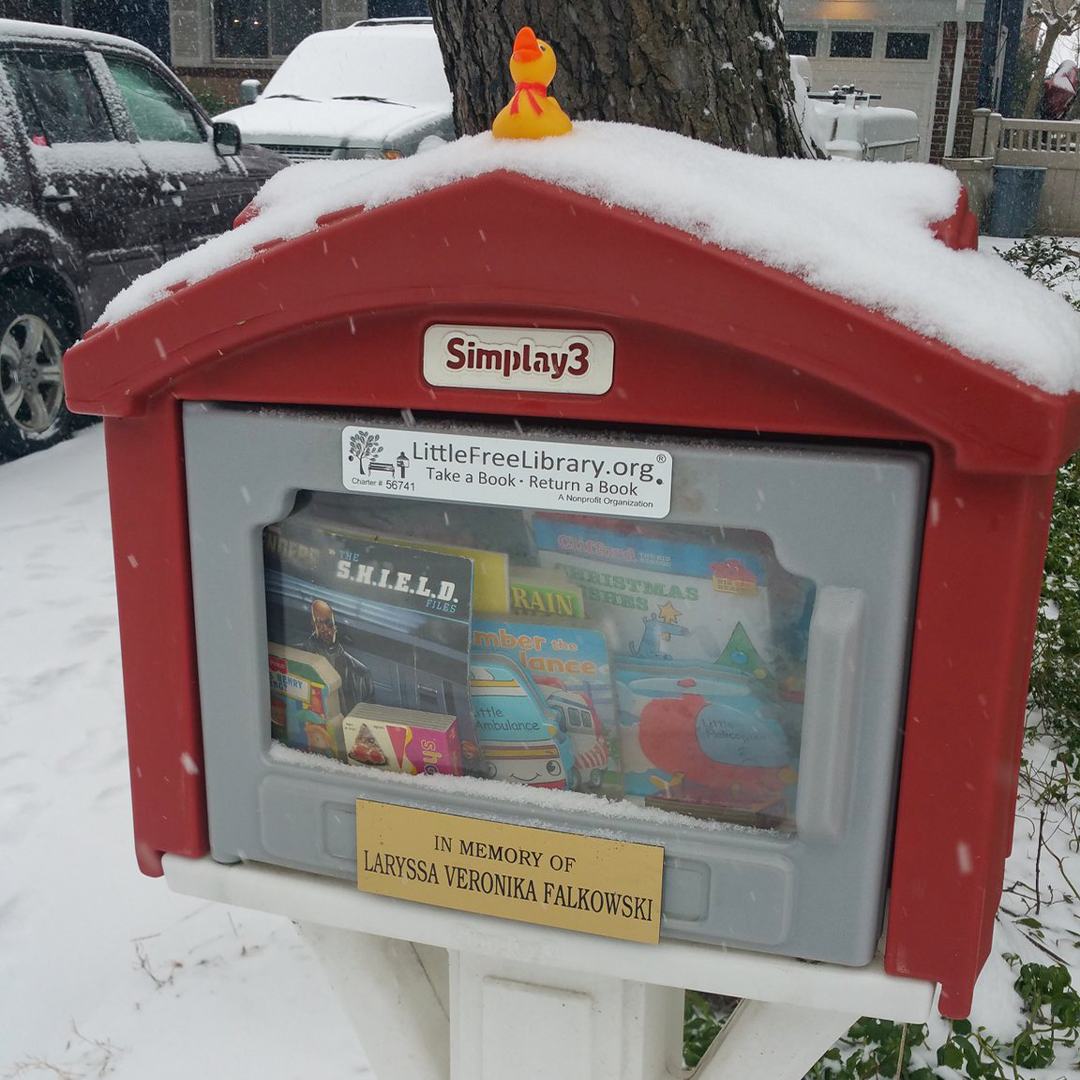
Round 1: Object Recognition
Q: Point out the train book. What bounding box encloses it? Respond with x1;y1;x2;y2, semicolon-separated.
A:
508;565;585;620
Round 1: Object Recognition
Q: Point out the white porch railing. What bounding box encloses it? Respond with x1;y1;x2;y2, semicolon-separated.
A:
970;108;1080;234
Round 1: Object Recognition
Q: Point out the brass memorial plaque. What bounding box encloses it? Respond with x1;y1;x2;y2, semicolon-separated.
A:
356;801;664;944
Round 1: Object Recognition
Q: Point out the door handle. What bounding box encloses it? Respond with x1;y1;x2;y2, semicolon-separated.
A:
41;184;78;203
159;179;186;205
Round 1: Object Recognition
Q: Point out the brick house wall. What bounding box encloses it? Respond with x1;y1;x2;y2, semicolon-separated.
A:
930;21;984;162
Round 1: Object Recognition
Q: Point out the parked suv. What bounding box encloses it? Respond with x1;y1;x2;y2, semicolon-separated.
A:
215;18;454;164
0;19;288;460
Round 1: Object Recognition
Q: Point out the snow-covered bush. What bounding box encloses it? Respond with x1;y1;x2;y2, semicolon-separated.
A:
1001;237;1080;761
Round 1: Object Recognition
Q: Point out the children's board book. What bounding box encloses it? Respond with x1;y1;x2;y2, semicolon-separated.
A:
470;617;622;796
268;643;346;759
532;514;777;678
508;565;585;620
342;702;461;776
531;514;808;826
263;521;477;769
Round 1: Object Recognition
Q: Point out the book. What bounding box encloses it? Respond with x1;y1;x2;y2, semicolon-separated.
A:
470;617;622;796
530;514;806;823
468;651;582;792
626;670;797;826
267;643;346;759
292;496;524;614
263;521;476;770
342;703;461;776
371;537;510;614
508;566;585;620
531;514;778;681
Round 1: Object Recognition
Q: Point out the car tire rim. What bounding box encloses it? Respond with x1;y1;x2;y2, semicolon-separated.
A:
0;313;64;435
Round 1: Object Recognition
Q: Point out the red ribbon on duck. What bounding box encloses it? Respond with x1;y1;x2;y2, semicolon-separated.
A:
511;82;548;116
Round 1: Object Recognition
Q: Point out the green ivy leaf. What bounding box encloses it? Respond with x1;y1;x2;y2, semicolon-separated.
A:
938;1041;965;1069
1013;1032;1056;1069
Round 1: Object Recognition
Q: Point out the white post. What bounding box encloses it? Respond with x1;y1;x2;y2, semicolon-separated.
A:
693;1000;860;1080
970;108;991;156
298;938;861;1080
449;952;684;1080
944;4;968;159
166;856;937;1080
297;922;451;1080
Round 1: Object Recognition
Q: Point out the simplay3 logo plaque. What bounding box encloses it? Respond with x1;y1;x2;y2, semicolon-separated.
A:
422;324;614;395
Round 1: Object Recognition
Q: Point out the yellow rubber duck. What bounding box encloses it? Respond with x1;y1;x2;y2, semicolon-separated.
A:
492;26;573;139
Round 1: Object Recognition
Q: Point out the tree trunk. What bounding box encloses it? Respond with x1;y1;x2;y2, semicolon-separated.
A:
429;0;812;158
1023;21;1066;117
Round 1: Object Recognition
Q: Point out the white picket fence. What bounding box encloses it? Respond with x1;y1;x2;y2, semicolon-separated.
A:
970;108;1080;234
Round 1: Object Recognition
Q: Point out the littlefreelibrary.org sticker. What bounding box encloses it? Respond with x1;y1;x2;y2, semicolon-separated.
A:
356;801;664;944
342;427;672;519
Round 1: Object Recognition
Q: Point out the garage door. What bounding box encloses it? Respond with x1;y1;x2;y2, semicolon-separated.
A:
785;26;941;162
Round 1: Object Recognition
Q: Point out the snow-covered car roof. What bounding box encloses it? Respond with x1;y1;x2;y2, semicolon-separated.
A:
97;121;1080;394
258;20;450;106
0;17;159;58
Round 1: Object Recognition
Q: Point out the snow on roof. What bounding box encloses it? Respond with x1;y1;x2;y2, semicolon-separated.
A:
258;20;450;105
0;17;157;56
98;121;1080;394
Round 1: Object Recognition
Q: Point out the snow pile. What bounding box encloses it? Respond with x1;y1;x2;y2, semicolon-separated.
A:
0;431;372;1079
98;121;1080;394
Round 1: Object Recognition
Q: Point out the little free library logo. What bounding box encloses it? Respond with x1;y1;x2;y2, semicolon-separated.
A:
355;802;664;943
341;427;672;519
422;324;614;395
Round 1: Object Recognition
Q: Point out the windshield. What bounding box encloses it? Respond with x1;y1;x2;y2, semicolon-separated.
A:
262;24;451;105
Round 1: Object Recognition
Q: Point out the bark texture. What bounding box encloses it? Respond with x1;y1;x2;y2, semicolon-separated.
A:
429;0;811;158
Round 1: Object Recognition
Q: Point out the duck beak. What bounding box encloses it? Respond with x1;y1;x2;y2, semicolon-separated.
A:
512;26;543;63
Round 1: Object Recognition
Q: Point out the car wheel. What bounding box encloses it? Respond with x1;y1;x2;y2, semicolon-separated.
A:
0;288;76;460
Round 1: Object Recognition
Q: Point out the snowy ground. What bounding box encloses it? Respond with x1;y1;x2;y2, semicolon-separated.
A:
2;420;1078;1079
0;430;370;1079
